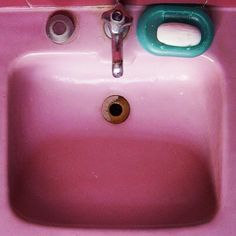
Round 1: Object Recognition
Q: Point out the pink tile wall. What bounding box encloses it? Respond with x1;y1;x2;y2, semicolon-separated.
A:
0;0;235;7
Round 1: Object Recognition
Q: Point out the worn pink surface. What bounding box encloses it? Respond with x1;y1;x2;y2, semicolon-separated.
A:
0;4;235;236
0;0;235;7
8;54;221;227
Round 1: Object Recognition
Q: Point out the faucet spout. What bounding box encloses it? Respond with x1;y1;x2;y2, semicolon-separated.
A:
112;33;123;78
102;2;133;78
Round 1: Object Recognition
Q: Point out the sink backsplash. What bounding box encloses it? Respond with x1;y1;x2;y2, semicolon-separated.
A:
0;0;235;7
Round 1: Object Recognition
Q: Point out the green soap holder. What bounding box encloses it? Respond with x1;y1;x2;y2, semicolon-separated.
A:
137;5;214;57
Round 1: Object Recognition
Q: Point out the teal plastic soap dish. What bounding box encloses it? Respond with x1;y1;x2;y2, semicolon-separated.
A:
137;5;214;57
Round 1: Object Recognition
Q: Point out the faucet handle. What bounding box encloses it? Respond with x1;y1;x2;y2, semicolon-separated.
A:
102;3;133;36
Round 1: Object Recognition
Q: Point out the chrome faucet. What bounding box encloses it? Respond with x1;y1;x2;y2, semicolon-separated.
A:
102;1;133;78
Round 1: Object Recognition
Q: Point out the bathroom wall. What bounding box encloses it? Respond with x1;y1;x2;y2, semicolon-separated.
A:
1;0;236;7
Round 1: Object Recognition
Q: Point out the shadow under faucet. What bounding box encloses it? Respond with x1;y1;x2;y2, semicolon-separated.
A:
102;1;133;78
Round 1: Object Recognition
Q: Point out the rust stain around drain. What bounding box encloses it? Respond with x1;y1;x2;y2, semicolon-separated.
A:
102;95;130;124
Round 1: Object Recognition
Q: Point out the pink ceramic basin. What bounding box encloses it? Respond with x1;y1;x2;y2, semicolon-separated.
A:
0;4;236;236
8;53;223;227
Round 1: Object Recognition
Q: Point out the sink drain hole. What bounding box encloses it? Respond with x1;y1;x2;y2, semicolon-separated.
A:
109;103;123;117
102;95;130;124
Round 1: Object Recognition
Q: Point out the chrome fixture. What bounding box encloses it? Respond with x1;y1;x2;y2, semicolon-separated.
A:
102;1;133;78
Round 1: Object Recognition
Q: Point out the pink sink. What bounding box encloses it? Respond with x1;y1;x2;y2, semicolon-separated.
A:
0;4;236;236
8;53;223;228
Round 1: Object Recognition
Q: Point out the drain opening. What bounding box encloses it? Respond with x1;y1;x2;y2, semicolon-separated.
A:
102;95;130;124
109;103;123;117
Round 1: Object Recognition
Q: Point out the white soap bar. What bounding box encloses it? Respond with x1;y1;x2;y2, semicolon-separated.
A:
157;22;201;47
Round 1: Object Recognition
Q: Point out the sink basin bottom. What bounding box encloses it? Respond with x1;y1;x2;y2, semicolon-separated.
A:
9;136;217;228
